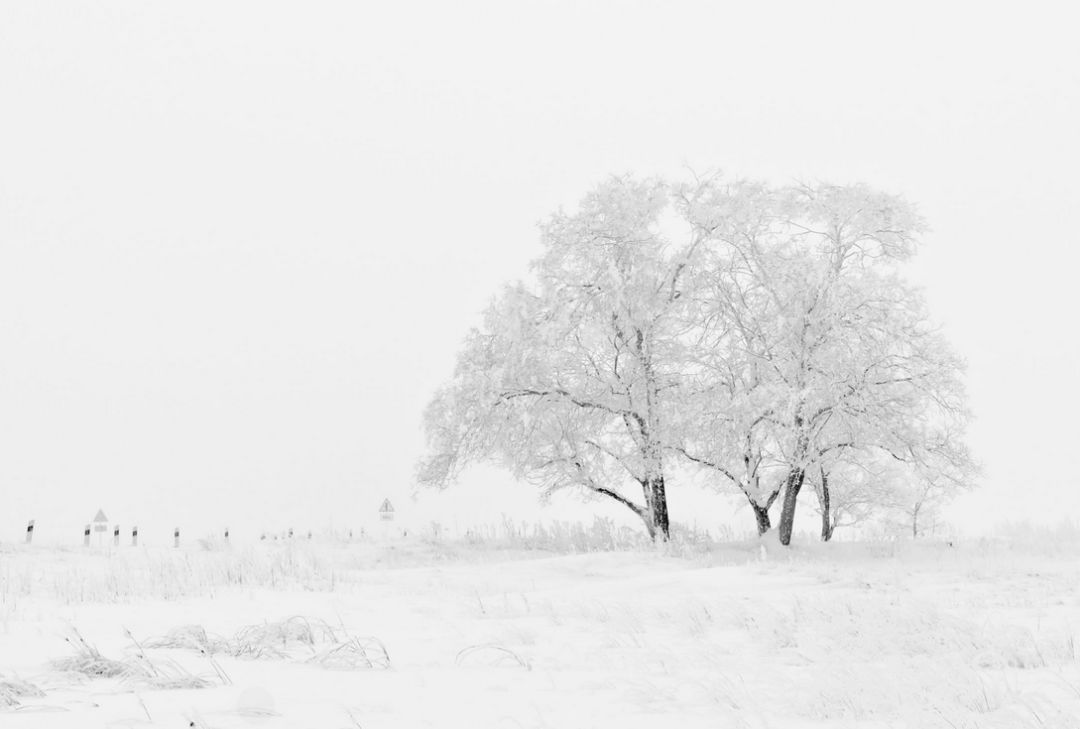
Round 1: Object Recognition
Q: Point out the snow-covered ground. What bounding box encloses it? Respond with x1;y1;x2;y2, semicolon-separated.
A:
1;534;1078;728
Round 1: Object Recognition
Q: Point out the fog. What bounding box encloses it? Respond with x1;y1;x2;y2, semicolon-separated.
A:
2;1;1077;541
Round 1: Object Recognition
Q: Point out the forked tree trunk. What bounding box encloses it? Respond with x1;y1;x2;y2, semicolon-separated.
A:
749;484;782;536
619;500;658;541
777;467;806;546
752;503;772;535
589;483;657;541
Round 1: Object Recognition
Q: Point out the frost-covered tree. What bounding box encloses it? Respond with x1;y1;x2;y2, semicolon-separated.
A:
760;184;974;545
674;177;974;544
669;178;789;534
419;173;974;546
808;457;895;542
810;437;973;541
418;177;707;540
883;425;975;538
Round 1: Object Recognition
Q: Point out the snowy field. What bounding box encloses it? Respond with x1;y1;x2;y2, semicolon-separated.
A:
2;531;1079;728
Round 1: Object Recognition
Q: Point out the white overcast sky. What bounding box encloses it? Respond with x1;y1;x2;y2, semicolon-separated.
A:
1;1;1078;543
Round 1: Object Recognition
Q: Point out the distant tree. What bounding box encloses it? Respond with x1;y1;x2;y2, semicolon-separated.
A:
884;426;976;538
418;177;707;540
898;482;944;538
808;457;897;542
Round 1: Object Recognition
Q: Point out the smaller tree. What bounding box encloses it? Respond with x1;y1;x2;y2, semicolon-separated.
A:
759;184;972;546
807;456;901;541
884;429;976;538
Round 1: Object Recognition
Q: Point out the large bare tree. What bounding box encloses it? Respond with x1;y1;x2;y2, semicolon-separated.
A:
418;177;706;540
420;174;974;545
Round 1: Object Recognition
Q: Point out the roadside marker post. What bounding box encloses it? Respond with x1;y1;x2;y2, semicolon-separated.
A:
25;520;34;545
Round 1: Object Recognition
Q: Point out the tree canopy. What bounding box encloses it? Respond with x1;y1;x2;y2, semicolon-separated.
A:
418;174;975;544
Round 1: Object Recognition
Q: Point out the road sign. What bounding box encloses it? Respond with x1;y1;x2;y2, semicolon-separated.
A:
93;509;109;532
379;499;395;521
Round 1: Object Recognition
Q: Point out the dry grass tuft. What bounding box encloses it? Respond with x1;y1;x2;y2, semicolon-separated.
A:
121;654;216;690
0;675;46;708
134;616;391;672
306;637;391;670
46;627;227;692
145;625;229;655
455;644;531;670
49;629;129;679
125;627;231;689
231;616;340;659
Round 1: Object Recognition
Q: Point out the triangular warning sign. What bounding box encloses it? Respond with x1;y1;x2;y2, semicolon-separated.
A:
93;509;109;523
379;499;394;513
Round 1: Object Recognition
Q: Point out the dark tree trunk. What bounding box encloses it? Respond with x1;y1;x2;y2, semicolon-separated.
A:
752;502;772;535
751;485;782;536
637;477;670;542
777;467;806;546
816;473;833;542
819;470;834;542
650;476;670;541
